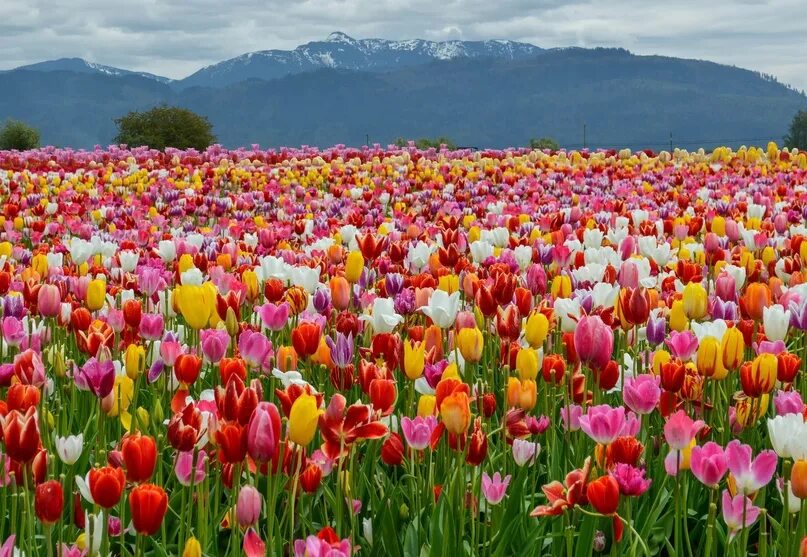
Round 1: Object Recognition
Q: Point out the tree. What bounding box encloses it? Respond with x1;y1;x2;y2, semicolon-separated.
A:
0;119;40;150
784;109;807;151
414;137;456;150
114;105;215;150
529;137;560;151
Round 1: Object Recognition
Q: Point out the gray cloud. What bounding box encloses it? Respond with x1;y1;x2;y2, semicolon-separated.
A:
0;0;805;91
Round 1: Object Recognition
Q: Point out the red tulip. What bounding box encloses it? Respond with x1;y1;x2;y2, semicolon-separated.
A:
587;475;620;515
380;433;404;466
129;484;168;535
6;383;41;412
121;433;157;483
220;357;247;385
215;422;247;464
1;407;41;462
122;299;142;329
300;463;323;493
89;466;126;508
542;355;566;384
369;379;396;416
35;479;64;524
167;403;202;452
466;419;488;466
175;353;202;386
291;322;321;359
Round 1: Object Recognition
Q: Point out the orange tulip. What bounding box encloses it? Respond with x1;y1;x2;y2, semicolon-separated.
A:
329;276;351;311
506;377;537;411
741;282;771;320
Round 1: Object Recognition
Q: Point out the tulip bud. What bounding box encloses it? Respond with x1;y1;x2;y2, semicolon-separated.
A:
225;307;239;337
182;537;202;557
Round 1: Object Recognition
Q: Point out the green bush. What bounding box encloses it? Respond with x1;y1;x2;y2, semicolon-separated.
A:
0;120;41;150
114;105;215;150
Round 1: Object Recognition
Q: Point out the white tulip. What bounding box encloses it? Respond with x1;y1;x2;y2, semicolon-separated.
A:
55;434;84;465
763;304;791;342
360;297;404;334
420;290;460;329
155;240;177;263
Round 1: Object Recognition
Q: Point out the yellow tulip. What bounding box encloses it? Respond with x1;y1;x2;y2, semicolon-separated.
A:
652;349;671;375
125;344;146;380
524;311;549;349
696;337;725;378
345;251;364;283
31;253;48;277
438;274;459;294
182;537;202;557
735;393;770;428
288;393;321;446
669;300;689;332
404;340;426;380
86;279;107;311
456;327;484;363
681;283;707;320
0;242;11;258
515;347;539;381
178;253;195;274
242;270;259;301
442;362;460;381
417;395;436;417
175;283;216;330
711;216;726;237
106;375;134;418
550;275;572;299
721;327;745;370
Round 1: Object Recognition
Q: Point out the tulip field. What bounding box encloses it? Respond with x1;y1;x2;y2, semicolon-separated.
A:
2;142;807;556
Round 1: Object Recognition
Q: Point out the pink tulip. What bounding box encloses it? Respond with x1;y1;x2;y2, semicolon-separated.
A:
573;315;613;370
721;489;760;541
139;313;164;341
618;260;640;289
663;410;704;451
623;374;661;415
0;536;16;557
609;463;651;496
512;439;540;466
256;302;291;331
664;330;698;361
714;273;736;302
481;472;511;505
238;329;273;370
578;404;626;445
37;284;62;317
1;317;25;348
159;333;183;366
243;528;266;557
560;404;583;431
690;442;728;487
725;440;777;494
236;485;262;527
77;357;116;398
774;390;804;416
247;402;280;463
400;416;438;451
294;534;352;557
174;450;208;487
105;308;125;333
200;328;229;363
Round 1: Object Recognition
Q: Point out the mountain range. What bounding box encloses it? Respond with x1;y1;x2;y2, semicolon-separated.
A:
1;32;805;149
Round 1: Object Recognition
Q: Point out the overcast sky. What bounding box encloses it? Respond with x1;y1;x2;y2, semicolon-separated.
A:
1;0;806;90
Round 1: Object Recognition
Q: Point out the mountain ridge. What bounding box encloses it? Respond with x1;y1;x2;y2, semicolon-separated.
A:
0;42;804;150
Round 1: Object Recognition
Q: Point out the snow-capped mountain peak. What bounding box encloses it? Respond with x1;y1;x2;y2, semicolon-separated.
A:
178;32;543;89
